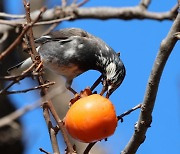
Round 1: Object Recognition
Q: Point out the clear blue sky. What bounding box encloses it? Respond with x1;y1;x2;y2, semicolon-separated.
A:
5;0;180;154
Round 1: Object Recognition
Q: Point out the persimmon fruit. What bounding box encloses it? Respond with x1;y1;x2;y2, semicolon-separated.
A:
65;94;117;143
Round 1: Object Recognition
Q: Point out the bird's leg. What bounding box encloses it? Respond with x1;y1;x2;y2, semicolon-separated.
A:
66;80;78;95
90;74;103;91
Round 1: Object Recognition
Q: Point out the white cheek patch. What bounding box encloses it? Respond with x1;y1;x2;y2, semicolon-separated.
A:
106;62;116;80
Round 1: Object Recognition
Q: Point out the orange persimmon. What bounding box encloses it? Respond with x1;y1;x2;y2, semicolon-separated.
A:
65;94;117;143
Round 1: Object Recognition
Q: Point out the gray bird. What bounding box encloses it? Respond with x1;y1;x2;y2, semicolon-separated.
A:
9;28;126;97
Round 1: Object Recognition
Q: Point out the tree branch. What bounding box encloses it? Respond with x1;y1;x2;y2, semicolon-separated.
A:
3;81;55;95
0;3;178;32
117;104;142;122
0;12;25;18
122;6;180;154
23;1;74;153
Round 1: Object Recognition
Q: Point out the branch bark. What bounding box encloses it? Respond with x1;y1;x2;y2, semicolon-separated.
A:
122;6;180;154
0;3;178;32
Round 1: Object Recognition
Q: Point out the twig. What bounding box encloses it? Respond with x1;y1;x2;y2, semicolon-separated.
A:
23;1;74;153
0;63;36;95
47;101;75;153
39;148;51;154
139;0;151;9
0;72;40;80
0;12;25;18
0;24;31;61
0;7;46;61
0;102;39;128
117;104;142;122
83;104;142;154
42;23;59;36
23;1;60;154
34;15;74;26
43;103;60;154
3;81;55;95
90;75;103;91
77;0;89;7
61;0;67;7
0;86;66;128
122;7;180;154
84;142;96;154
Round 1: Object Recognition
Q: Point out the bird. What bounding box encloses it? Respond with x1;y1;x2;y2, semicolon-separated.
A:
8;28;126;98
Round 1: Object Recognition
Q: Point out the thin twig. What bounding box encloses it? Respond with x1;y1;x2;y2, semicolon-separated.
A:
4;81;55;95
90;75;103;91
0;72;40;80
0;7;46;61
43;103;60;154
117;104;142;122
77;0;89;7
0;24;31;60
34;15;74;26
0;102;39;128
39;148;51;154
42;23;59;36
83;104;142;154
0;86;66;128
84;142;96;154
139;0;151;9
0;12;25;18
61;0;67;7
39;148;50;154
0;63;36;95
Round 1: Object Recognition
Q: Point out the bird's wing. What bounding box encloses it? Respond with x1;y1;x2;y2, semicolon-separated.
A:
34;28;91;44
7;57;32;75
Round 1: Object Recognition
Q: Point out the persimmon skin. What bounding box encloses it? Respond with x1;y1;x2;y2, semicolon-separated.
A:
65;94;117;143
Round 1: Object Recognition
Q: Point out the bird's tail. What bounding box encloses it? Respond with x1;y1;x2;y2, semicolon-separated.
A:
7;57;33;75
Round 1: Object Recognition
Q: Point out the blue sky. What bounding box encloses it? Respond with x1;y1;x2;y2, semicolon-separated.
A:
4;0;180;154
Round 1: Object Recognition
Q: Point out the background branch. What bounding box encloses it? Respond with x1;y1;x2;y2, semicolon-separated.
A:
0;3;178;32
122;7;180;154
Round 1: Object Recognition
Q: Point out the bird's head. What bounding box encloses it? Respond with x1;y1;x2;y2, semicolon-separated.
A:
100;60;126;98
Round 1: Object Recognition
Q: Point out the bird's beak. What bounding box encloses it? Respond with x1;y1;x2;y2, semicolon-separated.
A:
105;85;113;98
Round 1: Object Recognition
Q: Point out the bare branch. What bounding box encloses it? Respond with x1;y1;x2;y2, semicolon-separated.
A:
0;7;46;61
139;0;151;9
39;148;50;154
23;1;74;153
0;63;36;95
76;5;178;20
77;0;89;7
117;104;142;122
34;15;74;25
84;142;96;154
61;0;67;7
0;3;178;30
0;86;66;128
122;8;180;154
0;102;39;128
3;81;55;95
0;12;25;19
